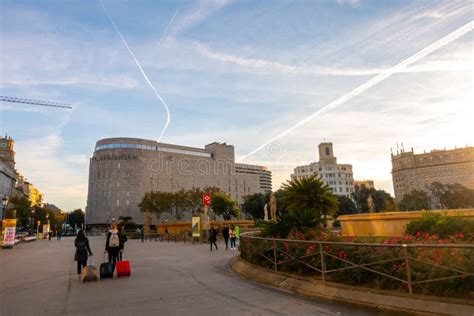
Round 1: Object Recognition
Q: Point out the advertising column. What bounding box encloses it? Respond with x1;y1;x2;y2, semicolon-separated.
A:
2;218;17;248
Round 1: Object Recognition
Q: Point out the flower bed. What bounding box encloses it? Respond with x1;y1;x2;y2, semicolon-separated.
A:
240;230;474;298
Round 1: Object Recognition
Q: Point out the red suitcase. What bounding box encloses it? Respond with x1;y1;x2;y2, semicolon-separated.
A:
116;260;131;277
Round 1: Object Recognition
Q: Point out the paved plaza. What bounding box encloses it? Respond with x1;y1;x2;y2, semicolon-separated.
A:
0;237;393;315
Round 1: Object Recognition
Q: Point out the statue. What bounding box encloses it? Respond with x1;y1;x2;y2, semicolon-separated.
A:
264;203;269;221
269;192;277;221
367;195;375;213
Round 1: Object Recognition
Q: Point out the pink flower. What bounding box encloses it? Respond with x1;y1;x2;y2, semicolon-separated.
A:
338;250;347;259
416;232;421;238
457;233;464;239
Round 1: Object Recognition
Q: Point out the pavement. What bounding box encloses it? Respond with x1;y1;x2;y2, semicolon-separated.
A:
0;237;394;316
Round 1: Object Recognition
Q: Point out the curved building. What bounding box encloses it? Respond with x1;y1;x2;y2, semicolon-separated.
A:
86;137;272;226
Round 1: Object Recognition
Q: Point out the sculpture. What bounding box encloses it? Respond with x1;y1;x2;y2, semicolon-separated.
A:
264;203;269;221
269;192;277;221
367;195;375;213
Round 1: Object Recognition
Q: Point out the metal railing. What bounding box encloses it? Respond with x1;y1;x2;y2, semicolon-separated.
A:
239;232;474;295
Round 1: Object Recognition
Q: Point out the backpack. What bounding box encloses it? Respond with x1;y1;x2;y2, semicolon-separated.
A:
109;232;120;248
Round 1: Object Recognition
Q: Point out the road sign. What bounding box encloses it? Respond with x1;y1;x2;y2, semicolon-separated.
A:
203;193;211;206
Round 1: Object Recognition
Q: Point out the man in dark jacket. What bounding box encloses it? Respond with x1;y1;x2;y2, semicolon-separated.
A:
209;225;218;251
222;224;230;250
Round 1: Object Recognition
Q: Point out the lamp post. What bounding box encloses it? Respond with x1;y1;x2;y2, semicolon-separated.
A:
1;195;9;221
30;209;35;233
45;213;50;239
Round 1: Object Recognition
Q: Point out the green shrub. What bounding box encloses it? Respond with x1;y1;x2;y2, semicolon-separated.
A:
405;212;474;239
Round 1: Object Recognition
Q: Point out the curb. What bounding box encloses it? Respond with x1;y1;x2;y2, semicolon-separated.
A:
229;256;474;316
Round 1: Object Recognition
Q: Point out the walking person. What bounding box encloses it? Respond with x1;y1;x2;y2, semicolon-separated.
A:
141;227;145;243
209;225;218;251
57;230;62;241
105;224;122;271
230;225;237;250
74;230;93;279
222;224;230;250
119;226;127;261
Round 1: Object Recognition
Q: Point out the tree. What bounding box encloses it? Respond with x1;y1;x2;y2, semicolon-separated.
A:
67;209;84;227
211;192;239;220
352;186;396;213
118;216;138;231
242;192;271;219
336;195;357;216
281;176;338;227
187;187;220;215
172;189;192;220
281;176;338;222
138;191;173;220
429;182;474;209
398;190;430;211
259;177;338;237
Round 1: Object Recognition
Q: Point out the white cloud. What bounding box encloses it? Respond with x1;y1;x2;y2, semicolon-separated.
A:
195;42;473;76
166;0;233;39
336;0;362;8
14;133;88;211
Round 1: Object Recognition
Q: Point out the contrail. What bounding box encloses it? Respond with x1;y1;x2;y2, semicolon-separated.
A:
238;20;474;162
155;8;181;50
99;0;171;142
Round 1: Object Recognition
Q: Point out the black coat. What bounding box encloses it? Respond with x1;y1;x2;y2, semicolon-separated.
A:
222;227;230;239
209;228;218;242
74;238;92;261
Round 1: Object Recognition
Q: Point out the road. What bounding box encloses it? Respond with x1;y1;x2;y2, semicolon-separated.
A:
0;237;395;315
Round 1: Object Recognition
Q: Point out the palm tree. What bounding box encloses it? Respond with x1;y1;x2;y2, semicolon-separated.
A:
281;175;338;227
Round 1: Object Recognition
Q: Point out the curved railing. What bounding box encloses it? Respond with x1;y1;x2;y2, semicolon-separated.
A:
239;232;474;296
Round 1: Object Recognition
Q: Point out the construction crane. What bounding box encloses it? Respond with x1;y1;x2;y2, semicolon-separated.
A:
0;96;72;109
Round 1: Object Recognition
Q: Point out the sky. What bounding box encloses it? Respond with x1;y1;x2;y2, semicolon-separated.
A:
0;0;473;211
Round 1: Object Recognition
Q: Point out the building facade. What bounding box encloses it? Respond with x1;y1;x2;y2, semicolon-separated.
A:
291;143;355;197
16;176;44;207
0;136;16;218
86;138;272;225
391;146;474;204
0;135;44;208
354;180;375;194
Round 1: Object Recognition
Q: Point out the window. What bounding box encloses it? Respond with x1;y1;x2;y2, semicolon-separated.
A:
325;147;330;156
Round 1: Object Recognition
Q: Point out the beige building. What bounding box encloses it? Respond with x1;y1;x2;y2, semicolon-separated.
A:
354;180;375;193
15;174;44;207
0;136;16;206
0;135;44;208
86;138;272;225
391;146;474;204
291;143;354;197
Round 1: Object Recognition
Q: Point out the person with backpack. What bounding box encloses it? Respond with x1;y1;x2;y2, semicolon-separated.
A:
209;225;218;251
229;225;237;251
222;224;230;250
74;230;93;278
105;224;122;270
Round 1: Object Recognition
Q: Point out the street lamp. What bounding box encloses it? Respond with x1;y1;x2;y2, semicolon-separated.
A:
1;195;9;220
30;209;35;233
